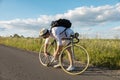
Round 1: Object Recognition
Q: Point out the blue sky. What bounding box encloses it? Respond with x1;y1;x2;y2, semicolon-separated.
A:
0;0;120;38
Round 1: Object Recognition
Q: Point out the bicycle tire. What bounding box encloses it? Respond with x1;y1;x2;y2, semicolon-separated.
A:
59;44;89;75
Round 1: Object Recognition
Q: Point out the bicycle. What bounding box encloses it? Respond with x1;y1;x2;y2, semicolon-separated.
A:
39;33;89;75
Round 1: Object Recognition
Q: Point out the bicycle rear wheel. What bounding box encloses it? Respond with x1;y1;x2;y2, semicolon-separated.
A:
59;44;89;75
39;44;55;67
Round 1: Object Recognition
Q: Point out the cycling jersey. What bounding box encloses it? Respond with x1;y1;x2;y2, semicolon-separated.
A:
45;26;74;46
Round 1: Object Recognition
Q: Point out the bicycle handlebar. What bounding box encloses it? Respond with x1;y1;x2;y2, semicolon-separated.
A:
74;37;79;44
71;33;80;44
62;32;80;44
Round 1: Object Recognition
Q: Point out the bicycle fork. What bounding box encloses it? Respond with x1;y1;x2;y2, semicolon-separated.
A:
71;39;75;62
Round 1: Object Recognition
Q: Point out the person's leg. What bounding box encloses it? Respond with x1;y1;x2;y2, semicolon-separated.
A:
53;45;63;60
66;47;73;66
62;40;73;66
66;47;75;71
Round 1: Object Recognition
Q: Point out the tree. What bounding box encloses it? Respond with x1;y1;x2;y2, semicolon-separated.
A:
13;34;20;38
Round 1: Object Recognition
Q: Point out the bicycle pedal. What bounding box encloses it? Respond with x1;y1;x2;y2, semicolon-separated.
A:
47;63;52;67
46;64;50;67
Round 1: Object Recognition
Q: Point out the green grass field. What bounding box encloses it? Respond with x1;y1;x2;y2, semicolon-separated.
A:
0;37;120;69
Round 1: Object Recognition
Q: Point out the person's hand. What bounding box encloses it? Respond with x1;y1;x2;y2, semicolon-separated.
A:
44;52;49;57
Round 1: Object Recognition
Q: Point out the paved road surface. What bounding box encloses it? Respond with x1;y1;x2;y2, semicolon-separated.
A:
0;44;120;80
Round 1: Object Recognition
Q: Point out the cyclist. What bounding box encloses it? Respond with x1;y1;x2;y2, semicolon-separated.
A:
39;27;75;71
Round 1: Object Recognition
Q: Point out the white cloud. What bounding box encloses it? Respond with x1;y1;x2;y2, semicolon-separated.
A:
0;3;120;37
112;26;120;31
67;3;120;26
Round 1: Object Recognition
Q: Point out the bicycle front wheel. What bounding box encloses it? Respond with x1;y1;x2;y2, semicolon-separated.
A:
59;44;89;75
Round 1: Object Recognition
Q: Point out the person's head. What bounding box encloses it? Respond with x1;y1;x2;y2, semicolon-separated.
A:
39;28;50;38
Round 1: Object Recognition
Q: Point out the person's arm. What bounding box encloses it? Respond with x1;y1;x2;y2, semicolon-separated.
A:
44;43;48;53
44;38;49;56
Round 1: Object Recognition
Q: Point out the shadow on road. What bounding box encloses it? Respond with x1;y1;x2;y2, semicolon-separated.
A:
81;66;120;80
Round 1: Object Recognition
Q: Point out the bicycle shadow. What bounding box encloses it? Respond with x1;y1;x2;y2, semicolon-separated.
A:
82;66;106;76
81;66;120;78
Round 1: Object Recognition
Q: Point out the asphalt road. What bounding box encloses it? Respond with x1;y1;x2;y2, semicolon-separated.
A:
0;44;120;80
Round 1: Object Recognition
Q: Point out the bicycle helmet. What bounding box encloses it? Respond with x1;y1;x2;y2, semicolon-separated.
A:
39;28;49;37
